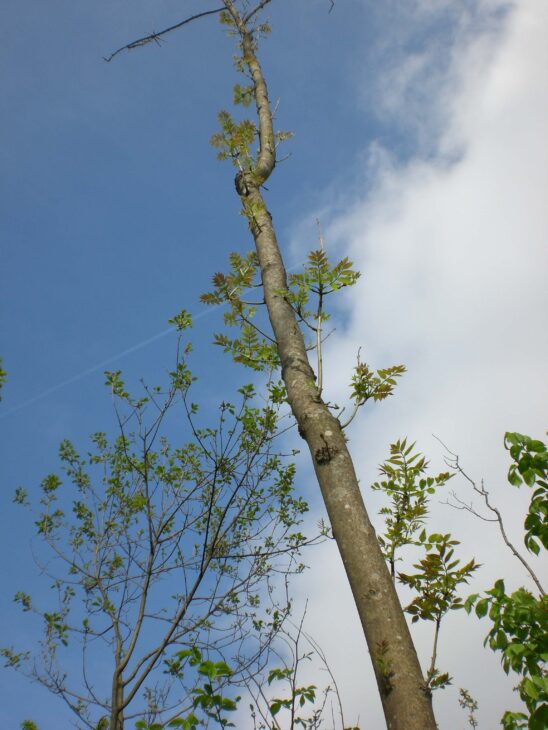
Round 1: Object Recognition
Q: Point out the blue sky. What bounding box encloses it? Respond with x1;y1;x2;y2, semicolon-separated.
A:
1;1;547;728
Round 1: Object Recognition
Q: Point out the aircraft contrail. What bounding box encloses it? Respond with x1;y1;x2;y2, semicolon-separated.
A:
0;308;214;419
1;259;306;419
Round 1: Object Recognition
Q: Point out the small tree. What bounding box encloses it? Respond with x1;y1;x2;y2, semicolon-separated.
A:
372;440;478;693
2;316;312;730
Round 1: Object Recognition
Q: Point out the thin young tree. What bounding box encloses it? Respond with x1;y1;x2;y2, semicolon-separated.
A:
2;318;312;730
106;2;438;728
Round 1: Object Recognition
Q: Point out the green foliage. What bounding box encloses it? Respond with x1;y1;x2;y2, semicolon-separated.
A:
372;439;451;576
349;362;406;407
398;528;478;693
373;639;395;694
164;649;239;729
219;10;235;28
213;328;278;372
210;110;257;168
505;431;548;555
0;647;29;668
145;640;334;730
165;646;202;677
104;369;130;398
13;486;29;505
192;679;238;726
169;309;193;332
286;249;360;324
275;129;294;145
0;356;6;400
21;722;39;730
213;11;288;175
466;583;547;728
399;533;479;624
2;336;310;728
501;710;529;730
166;717;199;730
463;431;547;728
200;242;400;437
201;251;279;371
375;443;480;696
458;688;479;729
201;248;363;381
233;83;253;108
14;591;32;612
265;665;320;728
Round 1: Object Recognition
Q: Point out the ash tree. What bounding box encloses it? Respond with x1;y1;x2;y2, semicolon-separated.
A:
101;2;441;728
2;316;313;730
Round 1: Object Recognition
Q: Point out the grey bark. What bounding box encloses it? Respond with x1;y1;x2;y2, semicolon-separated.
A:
223;4;437;728
110;670;124;730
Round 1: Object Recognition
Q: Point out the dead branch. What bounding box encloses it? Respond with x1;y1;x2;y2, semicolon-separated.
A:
104;7;225;62
436;436;545;595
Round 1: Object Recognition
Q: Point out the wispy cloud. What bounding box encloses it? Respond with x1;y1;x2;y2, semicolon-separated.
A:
290;0;547;726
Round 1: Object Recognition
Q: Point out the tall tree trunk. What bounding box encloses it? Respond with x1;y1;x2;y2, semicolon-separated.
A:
224;6;437;728
110;669;124;730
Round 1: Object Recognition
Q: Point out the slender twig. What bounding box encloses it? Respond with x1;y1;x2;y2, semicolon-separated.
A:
426;617;441;688
299;626;346;729
436;436;545;594
340;349;364;429
446;492;498;522
103;7;225;62
244;0;274;24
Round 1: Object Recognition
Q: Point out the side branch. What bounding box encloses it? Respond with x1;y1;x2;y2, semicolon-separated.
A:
439;439;545;595
244;0;274;24
103;7;225;62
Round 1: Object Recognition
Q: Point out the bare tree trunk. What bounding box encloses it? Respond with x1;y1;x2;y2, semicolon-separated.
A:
224;7;437;728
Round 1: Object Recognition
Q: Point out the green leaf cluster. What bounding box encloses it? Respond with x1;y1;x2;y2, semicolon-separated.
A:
267;666;318;727
232;83;253;108
350;362;406;406
201;248;364;382
466;582;547;729
4;349;309;727
210;111;257;168
201;251;279;371
505;431;548;555
372;439;451;576
169;310;193;332
399;533;479;624
462;431;547;728
458;688;479;729
0;356;6;400
286;249;360;324
158;649;238;729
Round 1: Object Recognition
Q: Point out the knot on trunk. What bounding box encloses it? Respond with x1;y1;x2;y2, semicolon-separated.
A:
235;170;251;197
315;434;339;465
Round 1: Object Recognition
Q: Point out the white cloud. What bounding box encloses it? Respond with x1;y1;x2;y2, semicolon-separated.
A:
289;0;548;727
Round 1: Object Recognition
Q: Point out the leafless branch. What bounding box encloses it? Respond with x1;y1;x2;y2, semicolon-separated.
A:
436;436;545;594
103;7;225;63
444;491;498;523
244;0;274;24
426;618;441;689
340;349;364;429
